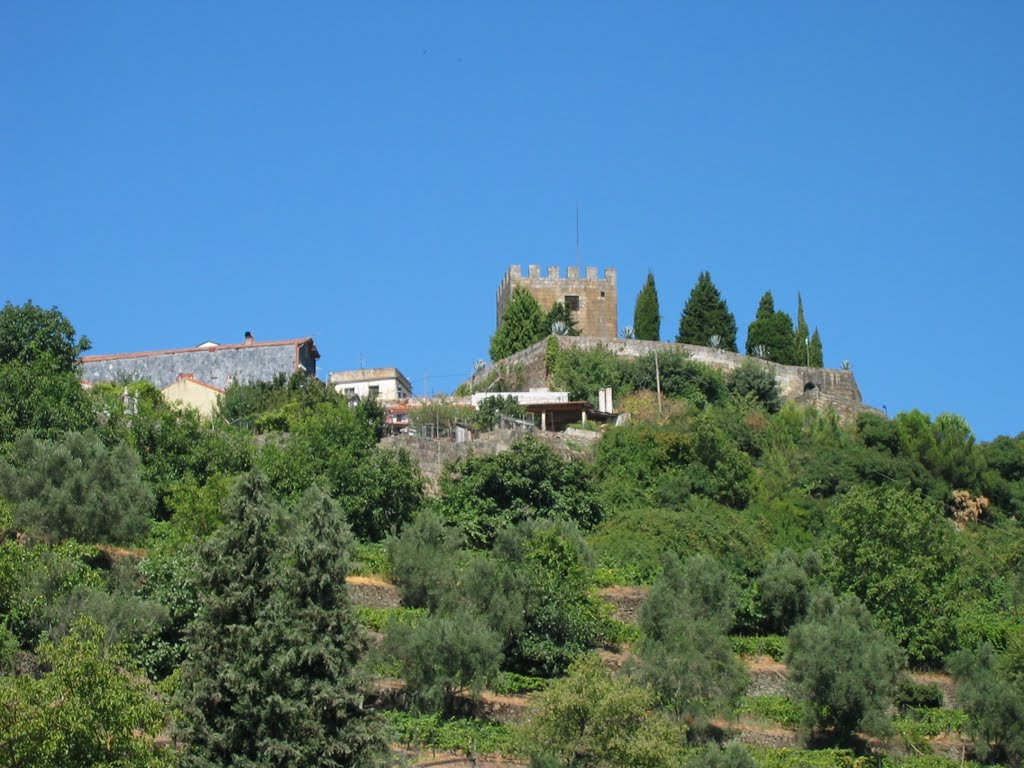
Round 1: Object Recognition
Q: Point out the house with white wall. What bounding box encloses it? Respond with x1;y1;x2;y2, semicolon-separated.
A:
329;367;412;401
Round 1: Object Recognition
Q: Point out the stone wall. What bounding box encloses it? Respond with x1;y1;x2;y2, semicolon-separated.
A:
496;265;618;338
381;429;594;494
463;336;877;419
81;340;317;390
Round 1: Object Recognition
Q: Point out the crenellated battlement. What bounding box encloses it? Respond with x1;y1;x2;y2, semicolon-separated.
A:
496;264;618;338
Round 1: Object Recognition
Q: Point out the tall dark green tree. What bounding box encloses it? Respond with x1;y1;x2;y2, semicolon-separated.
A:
176;475;385;767
676;272;737;351
258;487;386;766
176;474;277;765
745;292;797;364
809;328;824;367
793;293;810;365
490;287;549;361
633;271;661;341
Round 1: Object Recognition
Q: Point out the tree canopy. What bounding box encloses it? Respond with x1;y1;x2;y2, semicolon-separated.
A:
633;271;661;341
676;271;737;351
745;292;797;364
490;286;549;361
787;591;905;739
0;301;93;441
176;475;386;767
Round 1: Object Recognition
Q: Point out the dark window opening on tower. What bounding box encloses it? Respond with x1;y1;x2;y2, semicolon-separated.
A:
564;295;580;311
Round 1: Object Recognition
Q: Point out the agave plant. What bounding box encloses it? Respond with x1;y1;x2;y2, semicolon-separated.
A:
841;360;852;371
708;334;722;350
551;321;569;337
752;344;767;359
621;326;636;339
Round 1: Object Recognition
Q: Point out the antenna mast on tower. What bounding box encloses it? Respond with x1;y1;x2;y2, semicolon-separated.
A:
576;203;581;269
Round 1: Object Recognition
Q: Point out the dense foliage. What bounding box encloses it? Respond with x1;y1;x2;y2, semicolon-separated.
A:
490;286;549;361
176;475;387;767
0;617;174;768
633;271;662;341
3;299;1024;766
677;271;738;351
436;436;602;547
635;553;749;736
0;301;93;441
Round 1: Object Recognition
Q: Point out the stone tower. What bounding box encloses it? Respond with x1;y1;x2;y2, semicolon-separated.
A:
496;265;618;338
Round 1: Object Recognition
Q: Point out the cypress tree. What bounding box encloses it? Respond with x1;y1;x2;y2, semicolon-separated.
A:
793;293;810;366
676;272;737;351
633;271;661;341
809;328;824;368
490;287;549;361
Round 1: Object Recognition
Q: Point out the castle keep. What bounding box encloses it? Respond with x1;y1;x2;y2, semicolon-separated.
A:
496;265;618;338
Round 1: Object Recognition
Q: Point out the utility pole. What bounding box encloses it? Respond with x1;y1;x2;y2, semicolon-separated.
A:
654;350;663;418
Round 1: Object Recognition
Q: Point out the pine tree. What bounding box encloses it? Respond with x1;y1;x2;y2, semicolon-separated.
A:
809;328;824;368
176;475;386;767
745;292;797;365
633;271;661;341
490;287;549;361
176;473;278;766
259;487;386;766
676;272;737;351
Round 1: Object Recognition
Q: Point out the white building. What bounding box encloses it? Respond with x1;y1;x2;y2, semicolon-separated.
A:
329;367;412;401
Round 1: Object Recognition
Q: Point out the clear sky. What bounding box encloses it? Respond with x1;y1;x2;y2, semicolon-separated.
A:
2;3;1022;441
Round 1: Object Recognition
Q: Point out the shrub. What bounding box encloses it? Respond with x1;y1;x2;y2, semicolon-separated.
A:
950;642;1024;766
0;432;154;545
737;696;802;729
756;549;817;635
635;553;749;736
0;616;175;768
469;519;612;677
728;360;782;414
730;635;788;661
385;608;503;713
787;591;905;739
824;485;958;664
587;500;767;583
386;511;463;610
437;437;601;548
519;655;683;768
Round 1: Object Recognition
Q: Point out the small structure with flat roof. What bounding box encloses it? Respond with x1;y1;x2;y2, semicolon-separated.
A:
329;367;413;402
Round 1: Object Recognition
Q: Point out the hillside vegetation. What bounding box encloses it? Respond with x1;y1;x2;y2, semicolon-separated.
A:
2;300;1023;768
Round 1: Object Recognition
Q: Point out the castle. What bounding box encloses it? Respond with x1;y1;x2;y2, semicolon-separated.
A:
483;265;881;422
496;265;618;338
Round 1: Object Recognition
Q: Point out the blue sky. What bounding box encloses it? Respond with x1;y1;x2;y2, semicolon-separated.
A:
2;3;1022;441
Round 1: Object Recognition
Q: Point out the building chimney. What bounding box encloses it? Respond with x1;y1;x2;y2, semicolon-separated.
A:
244;331;254;346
